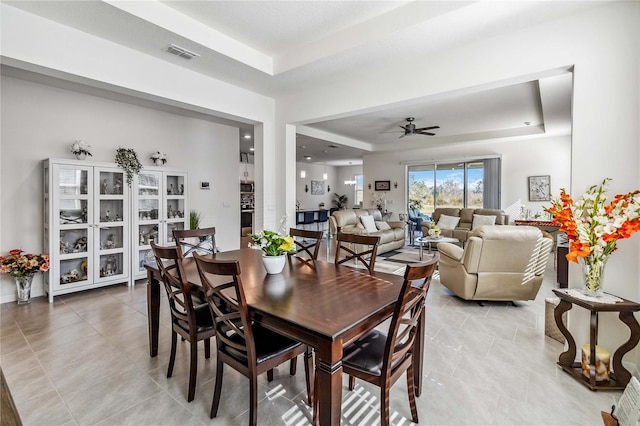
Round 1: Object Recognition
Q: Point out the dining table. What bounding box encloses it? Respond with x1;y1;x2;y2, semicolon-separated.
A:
145;248;424;426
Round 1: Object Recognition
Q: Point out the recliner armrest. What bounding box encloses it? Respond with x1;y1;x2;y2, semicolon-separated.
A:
437;242;464;263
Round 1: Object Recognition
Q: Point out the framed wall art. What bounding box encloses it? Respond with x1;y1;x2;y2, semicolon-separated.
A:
311;180;325;195
375;180;391;191
528;175;550;201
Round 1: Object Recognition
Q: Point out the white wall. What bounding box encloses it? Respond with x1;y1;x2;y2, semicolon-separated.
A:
0;76;240;301
295;163;335;211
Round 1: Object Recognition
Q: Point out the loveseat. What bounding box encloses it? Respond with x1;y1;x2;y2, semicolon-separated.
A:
420;208;509;243
329;209;405;254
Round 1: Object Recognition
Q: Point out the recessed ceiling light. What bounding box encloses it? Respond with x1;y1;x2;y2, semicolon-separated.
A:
249;147;254;151
301;145;306;149
304;156;312;160
524;121;531;126
243;134;251;139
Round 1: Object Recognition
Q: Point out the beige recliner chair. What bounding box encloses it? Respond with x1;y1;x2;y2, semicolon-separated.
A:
437;225;553;301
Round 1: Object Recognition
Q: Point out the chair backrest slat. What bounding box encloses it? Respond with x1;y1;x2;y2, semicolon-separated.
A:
334;232;380;274
174;227;217;258
289;228;323;262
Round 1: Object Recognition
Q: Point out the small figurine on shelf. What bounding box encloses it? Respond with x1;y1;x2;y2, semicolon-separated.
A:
114;178;122;195
105;234;115;249
180;184;184;195
167;205;173;219
103;256;117;276
168;184;174;195
139;231;145;245
105;209;110;221
73;236;87;252
102;179;108;195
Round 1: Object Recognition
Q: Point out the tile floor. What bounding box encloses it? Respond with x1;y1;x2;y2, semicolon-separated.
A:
1;238;622;425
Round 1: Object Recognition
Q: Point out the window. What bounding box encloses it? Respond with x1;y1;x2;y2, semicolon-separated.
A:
355;174;363;207
408;158;500;214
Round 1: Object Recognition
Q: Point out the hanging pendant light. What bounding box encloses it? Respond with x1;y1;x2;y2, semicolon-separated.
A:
344;162;357;185
323;162;328;180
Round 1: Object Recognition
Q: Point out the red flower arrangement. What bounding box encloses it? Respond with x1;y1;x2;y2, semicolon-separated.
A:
0;249;49;278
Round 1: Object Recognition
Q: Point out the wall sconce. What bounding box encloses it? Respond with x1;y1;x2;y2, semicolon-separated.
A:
300;170;306;178
394;182;398;189
327;184;331;192
305;184;309;193
368;183;371;189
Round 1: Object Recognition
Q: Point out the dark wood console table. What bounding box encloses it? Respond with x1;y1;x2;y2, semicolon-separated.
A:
552;289;640;390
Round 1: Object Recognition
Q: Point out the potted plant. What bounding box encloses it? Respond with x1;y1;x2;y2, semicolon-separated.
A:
333;193;348;210
115;147;143;187
150;151;167;166
248;227;296;274
70;140;92;160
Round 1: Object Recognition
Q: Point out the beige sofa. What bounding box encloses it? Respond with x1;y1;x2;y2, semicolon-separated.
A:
420;208;509;243
329;209;405;254
437;225;553;301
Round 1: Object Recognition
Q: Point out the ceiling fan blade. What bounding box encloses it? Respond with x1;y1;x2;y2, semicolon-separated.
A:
399;125;409;131
415;125;440;131
398;133;406;138
417;131;436;136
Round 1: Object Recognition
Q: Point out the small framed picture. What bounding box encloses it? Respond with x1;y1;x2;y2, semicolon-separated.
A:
375;180;391;191
200;181;210;190
528;175;550;201
240;152;249;163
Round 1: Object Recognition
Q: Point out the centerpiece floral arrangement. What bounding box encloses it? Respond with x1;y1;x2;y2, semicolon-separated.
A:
545;178;640;295
70;140;92;158
115;147;143;187
150;151;167;165
248;230;295;256
248;216;295;257
1;249;49;277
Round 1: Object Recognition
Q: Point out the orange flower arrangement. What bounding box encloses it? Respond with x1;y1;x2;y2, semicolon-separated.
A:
545;179;640;294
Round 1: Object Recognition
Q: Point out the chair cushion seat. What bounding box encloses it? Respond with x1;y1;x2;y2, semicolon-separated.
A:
342;330;406;377
221;325;302;364
176;303;214;333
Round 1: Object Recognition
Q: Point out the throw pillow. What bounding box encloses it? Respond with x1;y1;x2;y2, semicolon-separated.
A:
472;214;497;230
375;221;391;231
360;215;378;233
437;214;460;230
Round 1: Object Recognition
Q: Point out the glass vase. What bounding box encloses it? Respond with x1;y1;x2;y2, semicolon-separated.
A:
15;275;34;304
581;255;607;297
75;152;87;160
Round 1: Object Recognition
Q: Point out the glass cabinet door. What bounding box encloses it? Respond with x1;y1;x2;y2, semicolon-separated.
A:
134;171;162;276
95;168;128;282
165;173;186;242
54;165;93;286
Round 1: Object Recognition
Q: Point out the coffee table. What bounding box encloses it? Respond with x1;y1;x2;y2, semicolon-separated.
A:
416;235;459;260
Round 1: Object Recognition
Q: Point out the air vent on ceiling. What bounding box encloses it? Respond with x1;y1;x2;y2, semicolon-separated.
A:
165;44;200;60
328;145;339;148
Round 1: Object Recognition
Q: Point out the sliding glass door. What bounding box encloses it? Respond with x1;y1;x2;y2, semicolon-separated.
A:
408;158;499;215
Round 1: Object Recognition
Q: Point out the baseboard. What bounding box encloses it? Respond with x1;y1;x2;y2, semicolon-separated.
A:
0;287;45;305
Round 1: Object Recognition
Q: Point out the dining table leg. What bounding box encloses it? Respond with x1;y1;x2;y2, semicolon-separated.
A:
146;267;161;357
315;340;343;426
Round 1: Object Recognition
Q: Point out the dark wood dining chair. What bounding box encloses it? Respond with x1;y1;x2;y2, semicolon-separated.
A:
342;258;438;426
150;241;215;403
173;226;217;258
334;232;381;273
289;228;323;262
193;253;312;426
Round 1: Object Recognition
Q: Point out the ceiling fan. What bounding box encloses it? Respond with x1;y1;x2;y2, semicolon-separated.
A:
399;117;440;138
